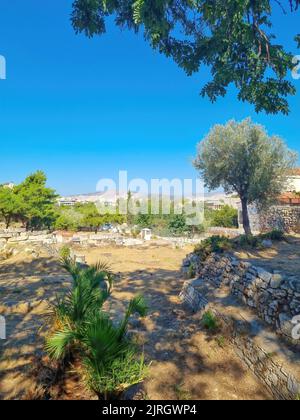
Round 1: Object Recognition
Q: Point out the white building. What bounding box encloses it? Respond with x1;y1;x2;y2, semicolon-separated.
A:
286;169;300;192
1;182;15;189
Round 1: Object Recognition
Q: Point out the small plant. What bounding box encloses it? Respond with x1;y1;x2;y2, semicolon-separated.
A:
82;338;148;400
265;352;277;359
173;383;192;400
202;310;219;332
59;245;71;260
215;335;226;348
187;263;196;279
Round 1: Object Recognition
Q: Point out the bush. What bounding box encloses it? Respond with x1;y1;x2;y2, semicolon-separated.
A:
194;235;232;260
259;229;284;241
202;311;219;331
234;229;285;249
233;234;261;248
45;259;148;400
210;205;238;228
59;245;71;260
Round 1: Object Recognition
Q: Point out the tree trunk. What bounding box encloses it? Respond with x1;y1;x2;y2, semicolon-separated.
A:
5;216;11;229
241;197;252;235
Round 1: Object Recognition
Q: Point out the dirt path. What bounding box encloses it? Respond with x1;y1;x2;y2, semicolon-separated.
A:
86;245;271;400
0;243;271;400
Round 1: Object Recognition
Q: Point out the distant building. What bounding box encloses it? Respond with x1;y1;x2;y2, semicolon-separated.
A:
286;168;300;192
204;193;240;210
57;198;78;207
1;182;15;189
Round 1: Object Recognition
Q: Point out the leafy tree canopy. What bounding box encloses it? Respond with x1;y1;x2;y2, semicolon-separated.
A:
14;171;58;230
0;186;21;229
71;0;300;114
194;118;297;234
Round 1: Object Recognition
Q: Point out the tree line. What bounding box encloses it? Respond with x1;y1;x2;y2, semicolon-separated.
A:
1;118;295;236
0;171;57;230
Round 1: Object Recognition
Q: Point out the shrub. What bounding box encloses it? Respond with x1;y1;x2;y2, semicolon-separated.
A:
259;229;284;241
233;229;285;249
202;311;219;332
194;235;232;260
84;350;147;401
45;258;148;400
59;245;71;260
234;234;261;248
210;205;238;228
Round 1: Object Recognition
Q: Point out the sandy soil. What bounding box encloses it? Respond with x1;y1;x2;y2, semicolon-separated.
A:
0;243;271;400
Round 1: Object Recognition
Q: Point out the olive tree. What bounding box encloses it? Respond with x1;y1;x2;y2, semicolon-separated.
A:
194;119;297;235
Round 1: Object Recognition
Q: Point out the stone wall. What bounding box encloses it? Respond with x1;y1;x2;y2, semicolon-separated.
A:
180;255;300;399
0;229;55;248
213;303;300;400
259;206;300;232
182;252;300;343
245;205;300;233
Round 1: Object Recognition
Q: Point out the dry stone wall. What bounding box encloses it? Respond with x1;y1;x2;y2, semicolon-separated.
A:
252;205;300;233
181;253;300;399
182;252;300;343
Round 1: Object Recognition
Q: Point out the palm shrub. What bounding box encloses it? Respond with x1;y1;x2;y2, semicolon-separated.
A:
46;298;148;399
45;257;149;399
46;257;114;356
79;311;148;400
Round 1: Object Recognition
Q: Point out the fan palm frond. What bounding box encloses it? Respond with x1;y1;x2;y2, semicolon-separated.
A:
118;294;148;339
45;326;77;360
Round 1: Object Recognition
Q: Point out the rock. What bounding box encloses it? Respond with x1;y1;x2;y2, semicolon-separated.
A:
288;279;300;293
287;376;300;395
190;278;204;287
256;267;272;283
270;274;283;289
279;313;294;339
261;239;273;248
179;282;208;313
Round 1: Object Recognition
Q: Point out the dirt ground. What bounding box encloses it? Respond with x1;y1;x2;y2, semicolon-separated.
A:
0;242;271;400
234;234;300;277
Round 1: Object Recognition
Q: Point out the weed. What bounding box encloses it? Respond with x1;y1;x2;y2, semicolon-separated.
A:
215;335;226;348
202;311;219;332
173;383;192;400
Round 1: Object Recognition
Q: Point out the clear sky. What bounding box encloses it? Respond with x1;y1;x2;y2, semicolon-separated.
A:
0;1;299;195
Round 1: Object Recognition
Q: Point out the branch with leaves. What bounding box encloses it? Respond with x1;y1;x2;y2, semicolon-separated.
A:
71;0;300;114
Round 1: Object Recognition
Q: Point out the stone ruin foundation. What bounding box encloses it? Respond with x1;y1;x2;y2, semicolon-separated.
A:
180;251;300;400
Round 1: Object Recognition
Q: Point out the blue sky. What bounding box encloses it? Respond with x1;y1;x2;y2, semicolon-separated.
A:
0;1;299;195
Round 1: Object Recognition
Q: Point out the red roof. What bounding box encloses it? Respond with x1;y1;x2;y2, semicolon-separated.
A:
278;192;300;205
287;168;300;176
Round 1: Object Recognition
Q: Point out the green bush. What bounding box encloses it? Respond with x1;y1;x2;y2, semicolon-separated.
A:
234;229;284;249
45;258;148;400
202;311;219;331
59;245;71;260
210;205;238;228
193;228;285;261
259;229;284;241
194;235;232;260
234;234;261;248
